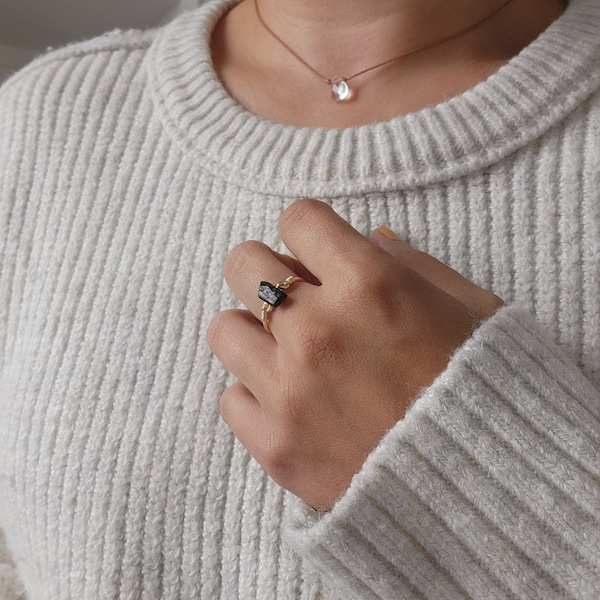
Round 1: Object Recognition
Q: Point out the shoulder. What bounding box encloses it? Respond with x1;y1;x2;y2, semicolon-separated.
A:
0;26;156;101
0;26;160;159
0;26;160;220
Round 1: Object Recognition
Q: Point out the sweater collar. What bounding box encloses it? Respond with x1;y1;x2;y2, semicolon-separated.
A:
146;0;600;197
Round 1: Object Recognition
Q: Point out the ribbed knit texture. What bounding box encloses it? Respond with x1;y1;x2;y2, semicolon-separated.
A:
1;0;600;598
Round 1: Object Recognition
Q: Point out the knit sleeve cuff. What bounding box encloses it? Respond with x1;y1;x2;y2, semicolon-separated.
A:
284;305;600;600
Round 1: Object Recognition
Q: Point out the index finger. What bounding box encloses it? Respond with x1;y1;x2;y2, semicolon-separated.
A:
278;199;373;281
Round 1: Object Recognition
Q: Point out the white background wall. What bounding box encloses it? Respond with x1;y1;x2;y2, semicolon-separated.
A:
0;0;201;83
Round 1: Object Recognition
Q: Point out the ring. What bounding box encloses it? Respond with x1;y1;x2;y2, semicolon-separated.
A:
258;275;305;333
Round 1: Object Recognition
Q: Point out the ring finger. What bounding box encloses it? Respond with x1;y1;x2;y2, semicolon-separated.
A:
224;240;312;332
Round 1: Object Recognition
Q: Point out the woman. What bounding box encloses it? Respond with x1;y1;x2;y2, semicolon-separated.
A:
0;0;598;597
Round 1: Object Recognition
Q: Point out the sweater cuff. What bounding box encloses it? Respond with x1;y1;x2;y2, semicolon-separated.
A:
284;305;600;600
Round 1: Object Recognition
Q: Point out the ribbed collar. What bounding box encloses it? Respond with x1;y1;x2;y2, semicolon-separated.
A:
146;0;600;197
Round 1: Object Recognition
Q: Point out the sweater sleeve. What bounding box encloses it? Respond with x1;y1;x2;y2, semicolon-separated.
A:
284;305;600;600
0;72;26;586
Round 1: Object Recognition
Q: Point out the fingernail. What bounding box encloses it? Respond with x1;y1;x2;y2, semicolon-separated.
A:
377;225;401;241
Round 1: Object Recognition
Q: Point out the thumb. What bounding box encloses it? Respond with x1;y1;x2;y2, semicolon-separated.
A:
370;226;503;319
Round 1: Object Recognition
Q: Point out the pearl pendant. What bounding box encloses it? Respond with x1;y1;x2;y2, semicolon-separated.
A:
330;77;351;102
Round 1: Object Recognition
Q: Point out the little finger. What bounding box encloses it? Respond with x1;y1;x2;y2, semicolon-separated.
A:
219;381;262;429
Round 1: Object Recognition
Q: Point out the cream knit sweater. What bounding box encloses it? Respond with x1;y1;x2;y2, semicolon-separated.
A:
1;0;600;598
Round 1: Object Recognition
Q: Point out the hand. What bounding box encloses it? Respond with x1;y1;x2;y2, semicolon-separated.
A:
207;199;503;510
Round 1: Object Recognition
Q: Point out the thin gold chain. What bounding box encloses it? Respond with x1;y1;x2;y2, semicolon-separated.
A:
254;0;517;85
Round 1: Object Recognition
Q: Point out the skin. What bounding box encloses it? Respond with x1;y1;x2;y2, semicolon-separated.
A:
208;200;503;510
208;1;565;509
211;0;567;127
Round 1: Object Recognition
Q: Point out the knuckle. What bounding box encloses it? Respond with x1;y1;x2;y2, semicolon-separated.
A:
337;261;416;328
342;261;393;305
224;240;268;278
294;318;342;368
262;430;296;482
279;198;328;233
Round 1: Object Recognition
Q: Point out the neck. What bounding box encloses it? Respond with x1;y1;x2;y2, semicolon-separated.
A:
211;0;567;128
253;0;523;75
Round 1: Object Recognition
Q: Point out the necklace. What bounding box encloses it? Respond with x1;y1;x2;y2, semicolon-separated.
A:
254;0;517;102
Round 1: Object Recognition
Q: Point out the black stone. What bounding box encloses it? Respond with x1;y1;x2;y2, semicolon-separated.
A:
258;281;287;307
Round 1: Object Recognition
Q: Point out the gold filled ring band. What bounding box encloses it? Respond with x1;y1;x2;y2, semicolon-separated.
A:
258;275;305;333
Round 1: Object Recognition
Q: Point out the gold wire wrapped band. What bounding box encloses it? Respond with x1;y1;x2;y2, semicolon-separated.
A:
259;275;305;333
